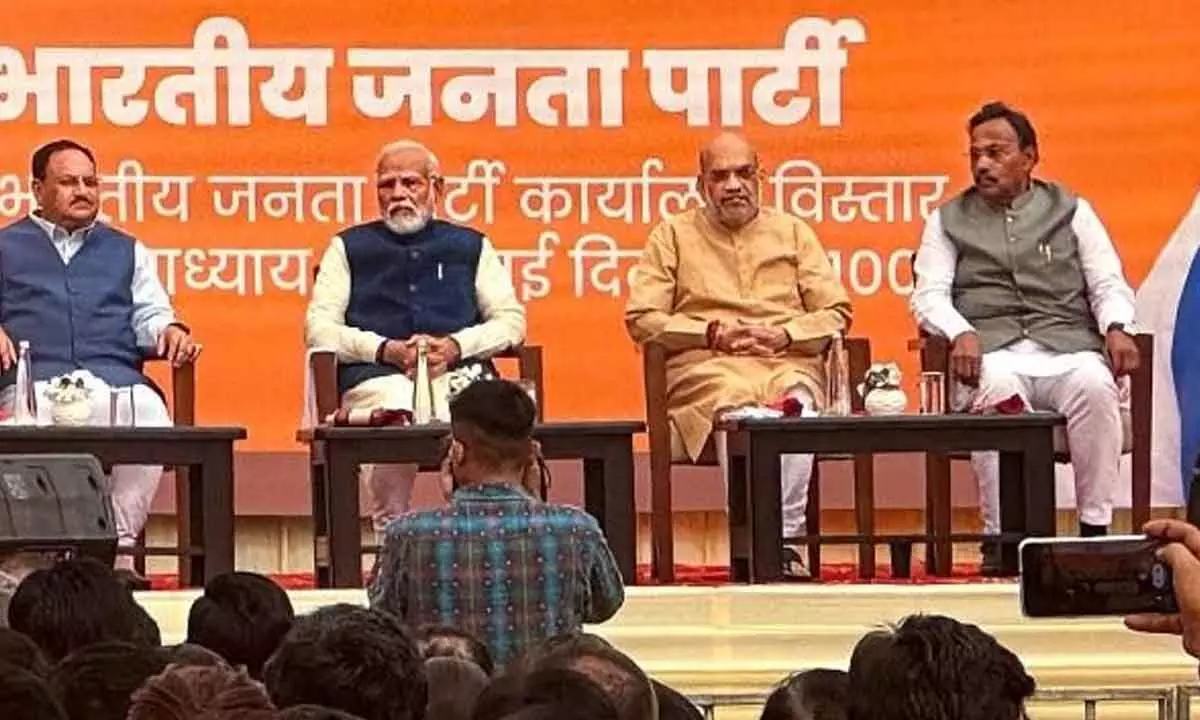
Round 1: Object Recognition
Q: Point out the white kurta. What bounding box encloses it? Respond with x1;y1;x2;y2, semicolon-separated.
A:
305;231;526;530
911;197;1136;532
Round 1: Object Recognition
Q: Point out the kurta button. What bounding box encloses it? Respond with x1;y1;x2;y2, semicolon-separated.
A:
409;284;417;292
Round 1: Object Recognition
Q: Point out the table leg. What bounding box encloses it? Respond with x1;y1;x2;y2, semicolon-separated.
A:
998;449;1026;575
748;435;783;583
583;437;637;586
311;450;331;589
1023;431;1057;538
326;441;364;589
853;454;875;579
925;452;953;576
190;445;235;585
728;449;750;583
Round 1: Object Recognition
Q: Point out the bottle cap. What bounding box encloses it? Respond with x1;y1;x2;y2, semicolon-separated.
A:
17;340;29;350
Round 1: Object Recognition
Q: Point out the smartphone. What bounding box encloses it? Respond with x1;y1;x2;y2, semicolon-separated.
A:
1018;535;1178;618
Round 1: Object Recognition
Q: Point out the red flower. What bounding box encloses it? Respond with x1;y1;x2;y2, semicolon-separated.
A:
992;394;1027;415
780;397;805;417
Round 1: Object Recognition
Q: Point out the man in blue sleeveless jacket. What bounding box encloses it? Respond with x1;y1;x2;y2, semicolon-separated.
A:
0;139;201;568
306;140;526;532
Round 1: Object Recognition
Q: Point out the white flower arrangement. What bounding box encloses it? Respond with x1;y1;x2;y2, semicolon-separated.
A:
43;372;93;405
858;361;903;396
445;363;497;400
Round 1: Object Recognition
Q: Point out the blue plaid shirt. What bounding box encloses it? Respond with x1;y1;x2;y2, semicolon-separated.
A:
368;484;626;665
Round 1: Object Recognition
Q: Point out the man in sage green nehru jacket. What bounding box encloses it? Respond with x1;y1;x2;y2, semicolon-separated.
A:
911;102;1140;568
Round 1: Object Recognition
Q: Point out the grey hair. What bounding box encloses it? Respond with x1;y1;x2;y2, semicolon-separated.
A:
376;140;440;176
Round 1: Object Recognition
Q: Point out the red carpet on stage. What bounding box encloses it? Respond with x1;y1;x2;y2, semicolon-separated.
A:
147;562;1009;591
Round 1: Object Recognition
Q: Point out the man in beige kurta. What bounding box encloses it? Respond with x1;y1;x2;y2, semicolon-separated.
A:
626;133;852;575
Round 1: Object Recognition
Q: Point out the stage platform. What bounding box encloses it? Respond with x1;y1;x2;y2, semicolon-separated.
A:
137;581;1199;718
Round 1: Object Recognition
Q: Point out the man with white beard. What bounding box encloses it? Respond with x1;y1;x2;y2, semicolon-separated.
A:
306;140;526;531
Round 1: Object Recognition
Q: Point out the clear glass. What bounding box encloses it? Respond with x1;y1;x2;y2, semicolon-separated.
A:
108;387;137;427
12;341;36;425
824;333;851;416
411;337;435;425
919;371;946;415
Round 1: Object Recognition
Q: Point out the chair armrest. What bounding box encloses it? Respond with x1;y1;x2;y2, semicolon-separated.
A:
310;350;339;422
144;355;196;426
508;344;544;421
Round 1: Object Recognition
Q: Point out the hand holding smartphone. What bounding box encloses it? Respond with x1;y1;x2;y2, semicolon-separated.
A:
1019;535;1178;618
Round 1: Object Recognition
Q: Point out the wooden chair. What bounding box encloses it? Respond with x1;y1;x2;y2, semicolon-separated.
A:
131;355;197;575
910;331;1154;572
642;338;873;583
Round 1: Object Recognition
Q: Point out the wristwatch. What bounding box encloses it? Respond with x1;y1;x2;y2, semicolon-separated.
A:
1107;322;1135;336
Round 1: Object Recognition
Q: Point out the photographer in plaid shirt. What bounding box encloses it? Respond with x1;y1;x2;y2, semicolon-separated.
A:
368;379;625;665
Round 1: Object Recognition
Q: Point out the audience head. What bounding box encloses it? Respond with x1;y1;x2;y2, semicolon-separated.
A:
187;571;295;678
8;557;158;661
127;664;277;720
0;627;50;677
650;681;702;720
425;656;490;720
847;614;1035;720
263;604;427;720
526;633;656;720
474;667;618;720
417;624;495;676
49;641;169;720
163;643;232;668
276;706;368;720
446;379;539;488
760;670;848;720
0;663;65;720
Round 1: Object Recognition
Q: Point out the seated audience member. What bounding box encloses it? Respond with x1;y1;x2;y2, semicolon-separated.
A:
186;571;295;679
0;664;66;720
162;643;231;668
527;633;656;720
0;140;202;581
624;132;853;578
650;681;701;720
473;666;618;720
0;552;55;627
425;657;490;720
1125;519;1200;660
847;615;1034;720
8;557;160;661
263;604;427;720
370;380;625;666
417;624;496;676
760;669;848;720
0;627;51;677
305;139;526;536
277;706;368;720
49;641;169;720
127;664;277;720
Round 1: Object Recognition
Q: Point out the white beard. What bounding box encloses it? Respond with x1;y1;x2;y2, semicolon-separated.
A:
384;207;433;235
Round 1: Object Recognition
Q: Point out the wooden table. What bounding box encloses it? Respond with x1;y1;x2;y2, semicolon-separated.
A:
0;426;245;586
721;412;1064;583
309;420;644;589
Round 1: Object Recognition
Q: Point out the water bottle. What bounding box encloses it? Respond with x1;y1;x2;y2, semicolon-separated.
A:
824;332;851;416
12;340;36;425
411;337;435;425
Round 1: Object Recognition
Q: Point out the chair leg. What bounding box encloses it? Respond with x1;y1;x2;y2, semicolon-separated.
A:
650;460;675;584
134;530;146;576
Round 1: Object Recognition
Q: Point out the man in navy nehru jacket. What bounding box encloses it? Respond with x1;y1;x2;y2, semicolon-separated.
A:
306;139;526;533
0;139;201;568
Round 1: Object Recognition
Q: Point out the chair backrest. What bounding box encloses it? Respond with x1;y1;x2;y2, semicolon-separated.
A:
308;345;545;424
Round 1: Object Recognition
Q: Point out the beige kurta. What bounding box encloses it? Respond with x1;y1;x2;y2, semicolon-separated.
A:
626;207;852;461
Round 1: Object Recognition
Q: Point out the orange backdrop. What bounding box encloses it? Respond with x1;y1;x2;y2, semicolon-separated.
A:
0;1;1197;451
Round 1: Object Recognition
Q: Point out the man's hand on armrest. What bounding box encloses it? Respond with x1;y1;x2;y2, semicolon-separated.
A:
949;330;982;388
0;326;16;372
156;323;201;368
